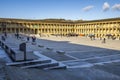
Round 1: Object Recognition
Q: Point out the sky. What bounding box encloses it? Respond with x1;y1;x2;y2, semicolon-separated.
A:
0;0;120;20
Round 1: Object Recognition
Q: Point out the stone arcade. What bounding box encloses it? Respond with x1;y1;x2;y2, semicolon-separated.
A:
0;18;120;39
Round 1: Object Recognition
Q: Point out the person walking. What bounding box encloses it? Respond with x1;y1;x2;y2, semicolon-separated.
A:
27;36;30;42
102;38;106;43
4;32;7;38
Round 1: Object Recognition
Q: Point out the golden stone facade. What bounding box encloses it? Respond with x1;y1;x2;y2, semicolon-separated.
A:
0;18;120;39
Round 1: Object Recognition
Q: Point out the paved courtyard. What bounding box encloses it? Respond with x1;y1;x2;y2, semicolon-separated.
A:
0;34;120;80
35;35;120;68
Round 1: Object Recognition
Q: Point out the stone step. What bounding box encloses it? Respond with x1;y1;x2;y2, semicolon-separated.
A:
21;62;59;69
6;59;51;66
43;65;66;70
19;60;52;67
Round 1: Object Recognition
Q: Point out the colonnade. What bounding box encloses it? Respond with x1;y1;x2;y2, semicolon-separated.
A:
0;18;120;38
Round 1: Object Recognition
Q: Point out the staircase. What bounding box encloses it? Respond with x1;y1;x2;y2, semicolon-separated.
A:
6;51;66;70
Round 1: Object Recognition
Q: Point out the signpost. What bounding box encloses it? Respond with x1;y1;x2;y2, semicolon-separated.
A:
19;42;27;61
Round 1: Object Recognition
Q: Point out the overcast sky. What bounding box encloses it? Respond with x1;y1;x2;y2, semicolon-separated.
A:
0;0;120;20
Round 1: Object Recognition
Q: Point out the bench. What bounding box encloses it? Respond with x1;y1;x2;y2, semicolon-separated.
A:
38;45;44;48
46;47;53;50
56;50;65;54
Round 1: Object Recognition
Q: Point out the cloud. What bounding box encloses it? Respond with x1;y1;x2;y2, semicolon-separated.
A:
112;4;120;11
82;5;94;11
103;2;110;11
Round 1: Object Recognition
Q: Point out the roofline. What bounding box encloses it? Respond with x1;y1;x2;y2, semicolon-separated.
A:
0;17;120;24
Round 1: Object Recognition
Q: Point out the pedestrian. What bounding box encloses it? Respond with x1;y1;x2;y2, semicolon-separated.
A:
90;36;92;40
4;32;7;38
102;38;106;43
31;36;36;42
16;33;19;39
33;36;36;42
1;36;5;41
32;36;34;42
27;36;30;42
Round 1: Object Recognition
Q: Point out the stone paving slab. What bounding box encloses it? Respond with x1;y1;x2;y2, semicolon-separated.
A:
63;61;92;67
67;50;120;59
40;51;75;61
86;54;120;63
5;65;120;80
0;59;7;80
94;62;120;76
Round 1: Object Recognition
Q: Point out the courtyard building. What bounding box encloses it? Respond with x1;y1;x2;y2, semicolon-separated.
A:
0;18;120;39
